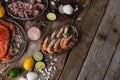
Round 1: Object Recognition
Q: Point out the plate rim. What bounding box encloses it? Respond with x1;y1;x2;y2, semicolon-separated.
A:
0;19;28;64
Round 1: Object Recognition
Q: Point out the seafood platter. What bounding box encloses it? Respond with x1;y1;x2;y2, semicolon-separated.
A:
0;19;27;63
0;0;80;80
41;24;78;54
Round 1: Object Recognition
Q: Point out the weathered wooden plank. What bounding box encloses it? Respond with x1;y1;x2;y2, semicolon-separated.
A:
104;41;120;80
59;0;110;80
103;1;120;80
51;0;92;80
78;0;120;80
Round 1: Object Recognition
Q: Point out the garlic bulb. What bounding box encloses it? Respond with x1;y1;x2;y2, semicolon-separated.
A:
63;4;73;15
26;72;39;80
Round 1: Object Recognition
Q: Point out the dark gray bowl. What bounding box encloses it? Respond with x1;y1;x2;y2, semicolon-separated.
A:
6;0;48;20
0;19;28;64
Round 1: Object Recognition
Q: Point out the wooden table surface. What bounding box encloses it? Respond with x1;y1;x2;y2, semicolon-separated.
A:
0;0;120;80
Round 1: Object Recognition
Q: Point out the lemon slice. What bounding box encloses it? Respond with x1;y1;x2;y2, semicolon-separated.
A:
35;62;45;70
47;12;56;21
33;52;43;61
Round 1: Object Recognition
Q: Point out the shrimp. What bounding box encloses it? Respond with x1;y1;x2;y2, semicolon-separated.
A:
56;27;64;38
60;37;66;49
62;35;73;49
47;39;56;54
63;25;69;37
42;37;49;51
51;31;57;40
64;42;75;50
54;39;63;53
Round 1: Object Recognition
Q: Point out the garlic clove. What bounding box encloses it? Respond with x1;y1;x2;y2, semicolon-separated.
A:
63;4;73;15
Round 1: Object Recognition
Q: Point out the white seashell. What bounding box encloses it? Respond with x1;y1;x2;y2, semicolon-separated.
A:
26;72;39;80
63;4;73;15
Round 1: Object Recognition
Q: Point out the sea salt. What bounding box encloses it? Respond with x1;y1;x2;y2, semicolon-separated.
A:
53;66;57;70
53;58;58;61
50;62;55;65
48;67;53;72
39;55;58;80
49;56;53;59
74;5;79;12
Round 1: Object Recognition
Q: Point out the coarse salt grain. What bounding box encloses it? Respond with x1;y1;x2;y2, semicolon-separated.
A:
53;66;57;70
50;62;55;65
53;58;58;61
49;56;53;59
48;67;53;72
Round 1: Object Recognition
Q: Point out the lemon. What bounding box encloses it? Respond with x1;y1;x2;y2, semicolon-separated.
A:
23;57;35;71
0;5;5;18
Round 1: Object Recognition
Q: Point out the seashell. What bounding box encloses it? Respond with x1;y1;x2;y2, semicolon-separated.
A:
63;4;73;15
26;72;39;80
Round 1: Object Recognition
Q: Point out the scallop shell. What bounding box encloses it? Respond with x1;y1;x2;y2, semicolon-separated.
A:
63;4;73;15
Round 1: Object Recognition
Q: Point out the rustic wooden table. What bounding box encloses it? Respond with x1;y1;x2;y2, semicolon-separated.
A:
0;0;120;80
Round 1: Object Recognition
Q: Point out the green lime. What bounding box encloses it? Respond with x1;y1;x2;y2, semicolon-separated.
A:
8;68;20;78
33;52;43;61
47;12;56;21
35;62;45;70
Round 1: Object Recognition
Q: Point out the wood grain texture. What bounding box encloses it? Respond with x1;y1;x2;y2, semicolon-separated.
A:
78;0;120;80
104;41;120;80
59;0;110;80
51;0;93;80
103;0;120;80
1;0;120;80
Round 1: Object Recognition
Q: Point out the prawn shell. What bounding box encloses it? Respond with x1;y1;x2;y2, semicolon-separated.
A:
56;27;64;38
51;31;57;40
41;37;49;51
63;41;75;50
54;39;63;53
47;39;56;54
62;35;72;49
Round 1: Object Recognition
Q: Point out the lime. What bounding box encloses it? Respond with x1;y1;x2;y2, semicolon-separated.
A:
47;12;56;21
35;62;45;70
8;68;20;78
23;57;35;71
33;52;43;61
